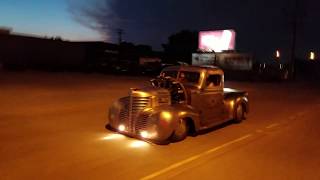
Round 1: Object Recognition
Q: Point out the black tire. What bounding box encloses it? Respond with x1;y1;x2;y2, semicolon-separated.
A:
234;104;245;123
171;119;188;142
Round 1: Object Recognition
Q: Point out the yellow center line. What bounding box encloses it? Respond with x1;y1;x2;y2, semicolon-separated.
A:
266;123;280;129
140;134;253;180
256;129;263;133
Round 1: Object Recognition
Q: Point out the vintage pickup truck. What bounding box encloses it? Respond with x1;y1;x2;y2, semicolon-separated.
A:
107;65;249;144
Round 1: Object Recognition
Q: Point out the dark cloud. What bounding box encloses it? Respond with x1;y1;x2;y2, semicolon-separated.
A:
70;0;320;59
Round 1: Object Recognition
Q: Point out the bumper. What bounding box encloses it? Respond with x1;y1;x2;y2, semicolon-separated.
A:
108;107;175;143
106;123;170;145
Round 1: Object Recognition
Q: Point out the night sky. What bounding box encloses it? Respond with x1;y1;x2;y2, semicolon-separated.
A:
1;0;319;60
71;0;319;60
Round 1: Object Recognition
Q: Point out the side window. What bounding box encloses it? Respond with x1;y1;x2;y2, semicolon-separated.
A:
178;71;200;84
206;74;221;88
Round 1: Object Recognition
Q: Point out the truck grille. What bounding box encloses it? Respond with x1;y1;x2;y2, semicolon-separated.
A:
119;97;129;124
134;112;150;132
131;96;150;118
117;95;151;133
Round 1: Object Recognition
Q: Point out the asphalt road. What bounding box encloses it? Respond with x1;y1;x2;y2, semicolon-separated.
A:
1;71;320;180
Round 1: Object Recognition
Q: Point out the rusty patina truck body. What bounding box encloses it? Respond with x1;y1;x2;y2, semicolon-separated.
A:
107;65;249;144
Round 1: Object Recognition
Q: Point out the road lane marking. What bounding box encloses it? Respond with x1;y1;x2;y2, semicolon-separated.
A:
297;111;307;116
266;123;280;129
256;129;263;133
289;116;296;120
140;134;252;180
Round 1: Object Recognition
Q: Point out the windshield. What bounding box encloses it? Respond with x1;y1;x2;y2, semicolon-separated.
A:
161;71;178;78
178;71;200;86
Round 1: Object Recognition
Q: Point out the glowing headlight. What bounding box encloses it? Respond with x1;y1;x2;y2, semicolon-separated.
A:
140;131;149;138
118;124;125;132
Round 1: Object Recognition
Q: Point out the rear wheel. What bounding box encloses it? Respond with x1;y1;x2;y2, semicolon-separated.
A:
171;119;188;142
234;104;246;123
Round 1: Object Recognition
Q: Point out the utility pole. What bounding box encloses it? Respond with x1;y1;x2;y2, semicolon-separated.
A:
290;0;299;80
117;29;124;44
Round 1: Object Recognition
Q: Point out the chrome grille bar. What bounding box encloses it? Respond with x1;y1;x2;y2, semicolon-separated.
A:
129;95;150;133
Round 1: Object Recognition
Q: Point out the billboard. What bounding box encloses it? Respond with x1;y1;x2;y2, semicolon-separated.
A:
192;52;253;71
192;53;215;66
215;52;253;70
199;30;236;52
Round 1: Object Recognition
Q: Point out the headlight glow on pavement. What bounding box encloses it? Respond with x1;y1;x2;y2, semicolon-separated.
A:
102;134;125;140
129;140;150;148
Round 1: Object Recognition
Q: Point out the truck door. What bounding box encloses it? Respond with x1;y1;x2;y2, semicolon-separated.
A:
197;74;225;126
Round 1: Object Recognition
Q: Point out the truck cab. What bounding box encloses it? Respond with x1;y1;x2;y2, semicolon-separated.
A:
161;65;248;126
108;65;249;144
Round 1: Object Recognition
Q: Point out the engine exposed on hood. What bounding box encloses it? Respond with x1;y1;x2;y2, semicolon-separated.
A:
150;76;186;104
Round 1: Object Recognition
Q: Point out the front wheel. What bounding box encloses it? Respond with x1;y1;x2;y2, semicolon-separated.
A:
171;119;188;142
234;104;246;123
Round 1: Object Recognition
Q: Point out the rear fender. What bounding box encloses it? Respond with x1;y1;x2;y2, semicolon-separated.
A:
233;97;249;118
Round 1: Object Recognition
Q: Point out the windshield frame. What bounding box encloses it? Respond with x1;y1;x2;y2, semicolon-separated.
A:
161;67;206;89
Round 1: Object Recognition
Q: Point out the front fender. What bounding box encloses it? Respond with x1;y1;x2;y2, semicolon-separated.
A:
146;106;179;141
150;104;201;138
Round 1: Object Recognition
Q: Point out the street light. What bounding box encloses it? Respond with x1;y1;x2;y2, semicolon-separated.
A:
276;50;280;59
309;51;315;60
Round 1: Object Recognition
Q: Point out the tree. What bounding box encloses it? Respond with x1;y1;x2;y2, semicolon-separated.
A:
162;30;198;64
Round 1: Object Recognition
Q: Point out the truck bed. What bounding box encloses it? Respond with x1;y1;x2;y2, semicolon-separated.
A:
224;87;248;99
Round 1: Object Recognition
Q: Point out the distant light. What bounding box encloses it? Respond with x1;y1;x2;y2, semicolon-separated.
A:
140;131;149;138
129;140;149;148
118;124;125;132
309;51;315;60
102;134;125;140
276;50;280;58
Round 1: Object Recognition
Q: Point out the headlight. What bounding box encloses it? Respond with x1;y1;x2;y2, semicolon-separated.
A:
118;124;125;132
140;131;149;138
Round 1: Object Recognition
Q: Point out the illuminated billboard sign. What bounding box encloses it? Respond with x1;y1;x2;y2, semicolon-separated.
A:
199;30;236;52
